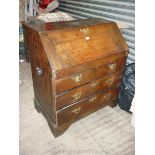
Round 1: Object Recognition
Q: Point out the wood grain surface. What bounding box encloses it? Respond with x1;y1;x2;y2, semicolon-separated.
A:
22;18;128;136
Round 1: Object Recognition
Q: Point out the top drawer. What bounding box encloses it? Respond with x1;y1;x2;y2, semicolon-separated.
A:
55;56;126;94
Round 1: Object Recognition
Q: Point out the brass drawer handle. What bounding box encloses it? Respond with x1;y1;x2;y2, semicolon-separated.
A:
108;63;116;70
73;92;82;100
104;93;111;99
36;67;43;76
72;74;82;82
106;79;113;85
72;107;81;114
90;81;99;88
89;95;97;102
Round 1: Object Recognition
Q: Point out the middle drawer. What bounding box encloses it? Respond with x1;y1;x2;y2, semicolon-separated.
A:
56;70;122;110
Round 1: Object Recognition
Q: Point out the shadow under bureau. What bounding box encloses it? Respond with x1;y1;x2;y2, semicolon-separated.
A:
22;18;128;137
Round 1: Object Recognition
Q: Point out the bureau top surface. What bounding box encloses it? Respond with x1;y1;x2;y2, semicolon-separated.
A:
22;18;112;32
22;18;128;71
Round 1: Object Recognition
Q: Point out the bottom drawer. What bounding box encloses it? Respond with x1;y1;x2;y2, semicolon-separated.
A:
56;86;119;125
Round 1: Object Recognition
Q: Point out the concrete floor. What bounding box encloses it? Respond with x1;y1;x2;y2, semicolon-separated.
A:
19;59;134;155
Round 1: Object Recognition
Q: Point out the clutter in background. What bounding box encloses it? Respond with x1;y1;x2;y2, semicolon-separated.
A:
37;0;59;15
37;11;75;22
35;0;74;22
38;0;55;9
119;63;135;113
25;0;37;21
25;0;59;20
24;0;74;22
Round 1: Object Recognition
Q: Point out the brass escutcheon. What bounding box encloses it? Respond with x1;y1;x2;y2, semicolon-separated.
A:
108;63;116;70
72;107;81;114
72;74;82;82
73;92;82;100
90;81;99;88
80;27;90;35
89;95;97;102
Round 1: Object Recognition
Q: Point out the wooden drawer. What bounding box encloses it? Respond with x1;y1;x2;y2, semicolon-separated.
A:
55;53;126;80
56;71;122;110
96;56;126;78
55;69;96;94
55;56;126;94
56;86;119;125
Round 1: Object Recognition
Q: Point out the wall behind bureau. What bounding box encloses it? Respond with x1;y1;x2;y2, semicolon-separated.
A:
57;0;135;64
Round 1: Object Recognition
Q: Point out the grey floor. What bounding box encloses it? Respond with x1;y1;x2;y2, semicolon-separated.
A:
19;59;134;155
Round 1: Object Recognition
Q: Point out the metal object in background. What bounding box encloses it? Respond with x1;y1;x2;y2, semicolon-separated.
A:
57;0;135;64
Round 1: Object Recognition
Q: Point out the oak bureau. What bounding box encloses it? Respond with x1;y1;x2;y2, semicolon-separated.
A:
22;18;128;137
